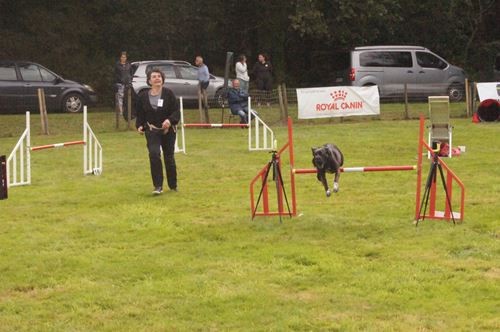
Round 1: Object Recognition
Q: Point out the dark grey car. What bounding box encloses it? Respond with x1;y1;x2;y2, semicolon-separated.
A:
0;61;97;114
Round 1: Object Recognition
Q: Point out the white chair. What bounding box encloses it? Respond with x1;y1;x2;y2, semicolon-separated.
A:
428;96;452;158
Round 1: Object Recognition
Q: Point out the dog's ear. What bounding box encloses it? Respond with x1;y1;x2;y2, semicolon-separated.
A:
311;147;317;155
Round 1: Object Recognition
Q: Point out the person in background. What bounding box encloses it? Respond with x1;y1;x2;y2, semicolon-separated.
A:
235;54;250;94
114;51;132;115
252;53;273;106
136;68;180;195
195;56;210;116
227;79;249;124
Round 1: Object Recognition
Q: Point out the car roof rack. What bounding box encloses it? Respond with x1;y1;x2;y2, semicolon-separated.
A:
354;45;428;51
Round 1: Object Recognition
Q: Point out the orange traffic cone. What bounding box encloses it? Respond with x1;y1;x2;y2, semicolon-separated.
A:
472;112;480;123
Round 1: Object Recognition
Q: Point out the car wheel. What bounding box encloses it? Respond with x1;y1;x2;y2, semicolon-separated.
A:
62;93;84;113
215;88;228;108
448;84;464;102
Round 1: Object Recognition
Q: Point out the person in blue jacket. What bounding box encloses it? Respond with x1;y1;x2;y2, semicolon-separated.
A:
227;79;250;124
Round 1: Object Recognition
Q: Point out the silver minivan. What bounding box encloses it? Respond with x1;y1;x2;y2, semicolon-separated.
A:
340;46;466;101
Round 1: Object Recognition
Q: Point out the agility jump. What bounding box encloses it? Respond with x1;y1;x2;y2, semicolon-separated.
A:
7;106;103;187
250;116;464;222
175;97;275;154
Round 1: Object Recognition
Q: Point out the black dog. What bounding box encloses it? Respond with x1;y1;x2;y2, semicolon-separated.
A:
312;144;344;197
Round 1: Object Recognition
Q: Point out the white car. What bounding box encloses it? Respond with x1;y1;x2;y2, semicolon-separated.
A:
131;60;230;106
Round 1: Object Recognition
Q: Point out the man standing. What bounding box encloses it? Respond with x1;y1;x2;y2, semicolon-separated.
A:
136;68;180;195
195;56;210;122
114;51;131;115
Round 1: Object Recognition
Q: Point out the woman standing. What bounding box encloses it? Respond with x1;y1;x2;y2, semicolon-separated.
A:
252;53;273;106
136;68;180;195
235;54;250;93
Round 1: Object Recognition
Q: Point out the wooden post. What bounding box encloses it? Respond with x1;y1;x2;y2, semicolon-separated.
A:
37;88;49;135
277;84;285;122
282;82;289;124
471;81;477;115
127;87;132;130
404;83;409;119
198;86;203;122
465;78;470;117
115;89;120;129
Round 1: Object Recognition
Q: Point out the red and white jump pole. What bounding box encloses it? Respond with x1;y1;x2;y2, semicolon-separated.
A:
30;140;85;151
293;165;416;174
184;123;247;128
250;116;465;222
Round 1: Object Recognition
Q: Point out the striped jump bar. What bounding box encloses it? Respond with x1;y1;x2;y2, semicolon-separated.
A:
184;123;248;128
30;140;85;151
293;165;416;174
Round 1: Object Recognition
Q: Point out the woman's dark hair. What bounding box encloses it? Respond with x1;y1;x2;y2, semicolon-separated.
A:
146;68;165;86
238;54;246;62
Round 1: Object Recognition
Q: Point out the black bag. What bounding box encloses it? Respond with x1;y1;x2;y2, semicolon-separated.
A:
0;155;7;200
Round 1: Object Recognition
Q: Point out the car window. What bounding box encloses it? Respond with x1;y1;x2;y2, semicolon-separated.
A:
0;64;17;80
416;52;447;69
19;64;43;81
360;52;385;67
131;63;139;75
148;64;176;79
360;51;412;67
177;65;198;80
384;52;412;67
40;67;56;82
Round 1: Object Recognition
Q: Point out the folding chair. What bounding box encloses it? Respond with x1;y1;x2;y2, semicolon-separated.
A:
428;96;452;158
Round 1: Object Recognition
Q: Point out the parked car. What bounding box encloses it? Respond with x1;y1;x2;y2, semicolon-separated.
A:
131;60;230;106
0;61;97;113
334;46;466;101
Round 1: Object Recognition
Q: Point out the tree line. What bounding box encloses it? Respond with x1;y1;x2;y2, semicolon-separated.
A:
0;0;498;105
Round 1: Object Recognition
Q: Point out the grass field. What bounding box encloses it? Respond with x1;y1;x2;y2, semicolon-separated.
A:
0;104;499;331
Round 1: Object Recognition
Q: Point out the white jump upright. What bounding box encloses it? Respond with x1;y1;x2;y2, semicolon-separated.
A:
177;96;274;153
83;106;103;175
248;97;274;151
175;97;186;154
6;106;102;188
6;112;31;187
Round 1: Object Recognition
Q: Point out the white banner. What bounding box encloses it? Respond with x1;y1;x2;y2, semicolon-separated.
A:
476;82;500;102
297;86;380;119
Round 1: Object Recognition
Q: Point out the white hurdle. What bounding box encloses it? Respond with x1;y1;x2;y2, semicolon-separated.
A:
175;96;274;154
247;97;274;151
6;106;102;188
6;112;30;187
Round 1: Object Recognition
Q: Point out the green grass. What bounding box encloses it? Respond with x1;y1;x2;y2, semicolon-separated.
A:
0;105;498;331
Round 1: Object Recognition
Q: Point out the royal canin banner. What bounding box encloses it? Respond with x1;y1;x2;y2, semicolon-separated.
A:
297;86;380;119
476;82;500;102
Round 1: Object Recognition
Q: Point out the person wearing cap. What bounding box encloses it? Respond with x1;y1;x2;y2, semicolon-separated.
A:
136;68;180;195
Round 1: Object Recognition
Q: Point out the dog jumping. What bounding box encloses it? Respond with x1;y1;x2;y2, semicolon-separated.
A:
311;144;344;197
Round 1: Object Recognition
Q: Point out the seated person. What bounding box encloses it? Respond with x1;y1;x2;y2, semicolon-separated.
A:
227;79;249;124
